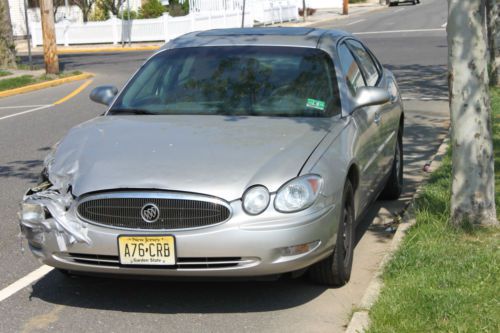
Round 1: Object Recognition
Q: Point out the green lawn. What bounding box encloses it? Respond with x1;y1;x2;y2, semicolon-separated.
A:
0;71;82;92
367;89;500;333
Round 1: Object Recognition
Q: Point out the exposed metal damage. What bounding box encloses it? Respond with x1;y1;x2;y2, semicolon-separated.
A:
19;153;91;247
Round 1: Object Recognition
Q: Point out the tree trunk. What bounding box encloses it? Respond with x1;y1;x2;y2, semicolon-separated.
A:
0;0;17;68
343;0;348;15
40;0;59;74
448;0;498;226
486;0;498;86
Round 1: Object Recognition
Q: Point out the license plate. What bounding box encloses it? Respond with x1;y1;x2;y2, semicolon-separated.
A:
118;235;176;266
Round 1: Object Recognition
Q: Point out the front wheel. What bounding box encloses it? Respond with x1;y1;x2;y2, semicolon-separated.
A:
380;132;403;200
308;180;355;287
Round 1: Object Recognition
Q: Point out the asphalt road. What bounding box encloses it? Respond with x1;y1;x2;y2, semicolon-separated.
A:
0;1;449;332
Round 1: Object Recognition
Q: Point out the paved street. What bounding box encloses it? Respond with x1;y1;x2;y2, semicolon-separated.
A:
0;1;449;332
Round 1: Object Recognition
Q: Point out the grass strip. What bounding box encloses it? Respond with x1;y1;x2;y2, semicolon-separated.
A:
0;70;12;77
368;88;500;333
0;71;82;92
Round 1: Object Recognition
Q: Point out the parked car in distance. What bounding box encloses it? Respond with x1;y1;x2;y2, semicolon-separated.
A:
20;27;404;287
388;0;420;6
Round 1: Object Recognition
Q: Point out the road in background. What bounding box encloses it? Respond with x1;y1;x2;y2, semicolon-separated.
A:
0;1;449;332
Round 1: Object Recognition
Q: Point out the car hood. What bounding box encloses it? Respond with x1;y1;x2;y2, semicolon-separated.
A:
49;115;334;201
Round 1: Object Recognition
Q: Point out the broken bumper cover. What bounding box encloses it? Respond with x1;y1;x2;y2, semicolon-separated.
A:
20;198;340;277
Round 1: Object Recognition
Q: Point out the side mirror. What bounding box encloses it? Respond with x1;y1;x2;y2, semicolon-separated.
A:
351;87;390;112
90;85;118;106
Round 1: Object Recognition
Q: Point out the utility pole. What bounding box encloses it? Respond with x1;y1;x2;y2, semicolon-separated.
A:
40;0;59;74
23;0;33;70
241;0;246;28
302;0;307;22
343;0;348;15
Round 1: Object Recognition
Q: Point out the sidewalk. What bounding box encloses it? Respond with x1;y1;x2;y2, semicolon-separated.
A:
15;1;386;55
275;1;385;27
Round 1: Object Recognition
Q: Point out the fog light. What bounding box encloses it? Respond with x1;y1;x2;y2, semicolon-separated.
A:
280;240;320;257
21;203;45;222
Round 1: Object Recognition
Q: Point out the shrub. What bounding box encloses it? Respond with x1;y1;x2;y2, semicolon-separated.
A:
119;9;139;20
139;0;165;19
168;0;189;17
89;0;110;21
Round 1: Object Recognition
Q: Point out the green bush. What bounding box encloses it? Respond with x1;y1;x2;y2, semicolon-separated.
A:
119;9;139;20
139;0;165;19
168;0;189;17
89;0;110;21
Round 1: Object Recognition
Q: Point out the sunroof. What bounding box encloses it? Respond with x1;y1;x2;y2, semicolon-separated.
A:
198;28;315;37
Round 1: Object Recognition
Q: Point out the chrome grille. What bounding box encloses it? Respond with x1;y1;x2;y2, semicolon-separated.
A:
76;192;231;230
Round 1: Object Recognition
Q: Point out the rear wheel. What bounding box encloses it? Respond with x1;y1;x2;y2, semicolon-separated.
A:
309;180;355;287
380;131;403;200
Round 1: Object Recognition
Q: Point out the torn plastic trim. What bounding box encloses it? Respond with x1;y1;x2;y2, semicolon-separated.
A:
21;186;91;245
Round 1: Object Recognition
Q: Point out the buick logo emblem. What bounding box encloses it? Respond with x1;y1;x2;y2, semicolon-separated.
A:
141;203;160;223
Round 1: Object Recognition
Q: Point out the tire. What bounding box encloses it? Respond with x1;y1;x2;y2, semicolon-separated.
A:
379;131;403;200
412;0;417;5
309;180;355;287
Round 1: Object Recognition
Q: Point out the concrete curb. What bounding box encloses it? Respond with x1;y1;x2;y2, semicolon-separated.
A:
344;135;451;333
0;72;94;99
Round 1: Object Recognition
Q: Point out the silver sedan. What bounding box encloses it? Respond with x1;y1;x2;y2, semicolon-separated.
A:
20;28;404;286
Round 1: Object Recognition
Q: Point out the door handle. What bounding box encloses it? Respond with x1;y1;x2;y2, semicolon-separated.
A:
374;112;382;125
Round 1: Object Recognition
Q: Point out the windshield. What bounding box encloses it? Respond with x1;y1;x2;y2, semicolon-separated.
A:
109;46;340;117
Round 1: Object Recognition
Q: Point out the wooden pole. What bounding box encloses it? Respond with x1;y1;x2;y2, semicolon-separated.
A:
343;0;348;15
40;0;59;74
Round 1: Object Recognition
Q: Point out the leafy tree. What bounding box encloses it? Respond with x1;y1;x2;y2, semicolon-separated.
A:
99;0;123;16
139;0;165;19
448;0;498;226
72;0;96;22
0;0;17;68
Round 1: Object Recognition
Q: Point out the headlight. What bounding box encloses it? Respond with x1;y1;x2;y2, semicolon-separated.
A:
242;185;270;215
274;175;323;213
21;203;46;222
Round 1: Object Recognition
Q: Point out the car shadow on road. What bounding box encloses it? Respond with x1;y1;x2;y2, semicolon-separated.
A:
29;270;328;313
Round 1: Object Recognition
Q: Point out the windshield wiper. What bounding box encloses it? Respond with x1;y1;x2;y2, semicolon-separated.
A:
108;108;156;115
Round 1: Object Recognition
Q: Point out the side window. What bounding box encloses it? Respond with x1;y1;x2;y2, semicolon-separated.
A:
338;43;366;96
346;40;380;86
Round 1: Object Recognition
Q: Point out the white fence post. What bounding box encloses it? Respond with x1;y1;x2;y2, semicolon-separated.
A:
163;13;169;42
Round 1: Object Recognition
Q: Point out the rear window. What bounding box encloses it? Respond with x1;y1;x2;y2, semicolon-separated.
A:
110;46;341;117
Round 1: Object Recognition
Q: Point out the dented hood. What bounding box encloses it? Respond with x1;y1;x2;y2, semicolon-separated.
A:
50;115;331;201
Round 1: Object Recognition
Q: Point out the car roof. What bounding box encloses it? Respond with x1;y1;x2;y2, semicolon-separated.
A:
161;27;350;50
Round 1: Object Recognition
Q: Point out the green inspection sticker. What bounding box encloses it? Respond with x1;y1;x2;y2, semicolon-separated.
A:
306;98;326;111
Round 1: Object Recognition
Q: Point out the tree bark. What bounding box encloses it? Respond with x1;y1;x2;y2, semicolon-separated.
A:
448;0;498;226
40;0;59;74
486;0;498;86
0;0;17;68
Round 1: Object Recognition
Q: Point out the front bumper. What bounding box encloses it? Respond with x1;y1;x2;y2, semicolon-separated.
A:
22;201;340;277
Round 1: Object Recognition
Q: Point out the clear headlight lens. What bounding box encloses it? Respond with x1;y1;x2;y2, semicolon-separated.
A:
242;186;270;215
274;175;323;213
21;203;45;222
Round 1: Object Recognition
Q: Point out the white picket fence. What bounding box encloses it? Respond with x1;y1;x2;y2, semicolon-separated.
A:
30;1;299;46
